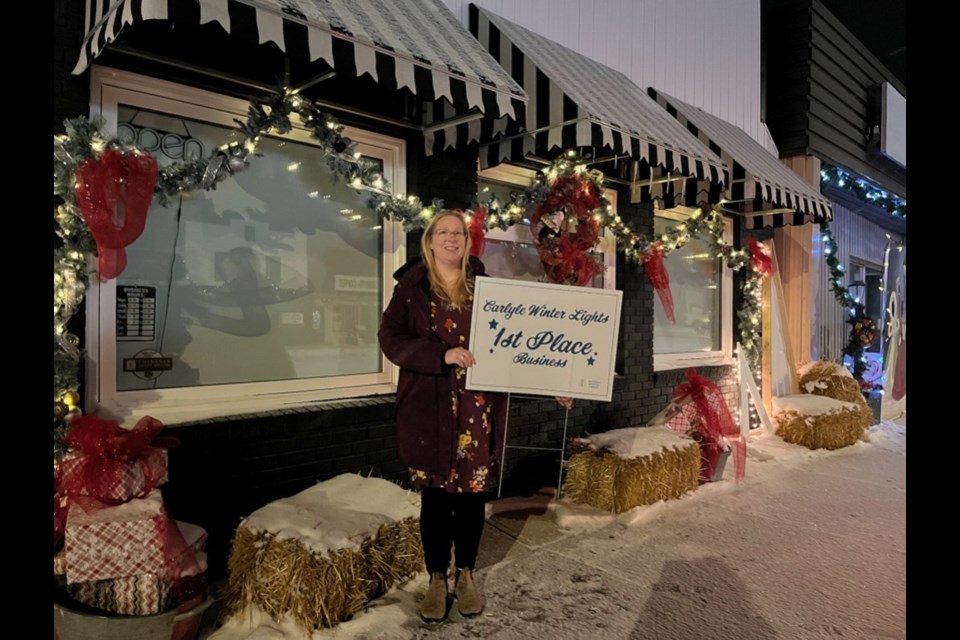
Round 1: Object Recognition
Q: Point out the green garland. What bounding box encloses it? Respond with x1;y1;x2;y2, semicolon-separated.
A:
53;88;770;455
818;219;879;383
820;165;905;218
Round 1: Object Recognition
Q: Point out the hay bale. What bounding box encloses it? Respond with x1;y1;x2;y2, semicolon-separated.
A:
222;474;422;631
773;395;873;450
563;427;701;513
797;360;866;405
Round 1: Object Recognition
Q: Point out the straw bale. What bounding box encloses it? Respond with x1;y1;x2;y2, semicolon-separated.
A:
798;360;866;405
223;516;422;631
774;403;873;450
563;441;700;514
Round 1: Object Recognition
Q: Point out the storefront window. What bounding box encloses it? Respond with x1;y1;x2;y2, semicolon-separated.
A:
653;209;733;370
88;69;406;423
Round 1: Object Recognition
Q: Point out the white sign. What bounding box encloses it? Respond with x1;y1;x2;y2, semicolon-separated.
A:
466;277;623;401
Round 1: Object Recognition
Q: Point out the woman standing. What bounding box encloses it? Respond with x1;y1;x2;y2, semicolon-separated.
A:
378;210;501;622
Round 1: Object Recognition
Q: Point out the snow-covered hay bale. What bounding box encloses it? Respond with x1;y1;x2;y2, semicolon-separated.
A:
223;474;422;631
773;395;873;450
797;360;866;405
563;427;700;513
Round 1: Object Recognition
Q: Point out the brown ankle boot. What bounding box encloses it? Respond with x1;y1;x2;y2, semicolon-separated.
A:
420;572;448;622
454;567;485;617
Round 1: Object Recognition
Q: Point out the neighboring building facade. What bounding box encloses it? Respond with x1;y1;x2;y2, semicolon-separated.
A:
762;0;906;405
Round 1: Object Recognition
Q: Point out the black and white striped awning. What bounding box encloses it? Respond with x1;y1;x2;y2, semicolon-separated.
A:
649;89;833;228
470;5;727;196
74;1;528;152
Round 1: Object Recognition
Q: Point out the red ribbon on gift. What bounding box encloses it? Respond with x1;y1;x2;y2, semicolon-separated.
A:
672;368;745;481
643;243;675;323
161;517;208;607
74;149;158;281
468;206;487;258
747;237;772;277
62;415;165;502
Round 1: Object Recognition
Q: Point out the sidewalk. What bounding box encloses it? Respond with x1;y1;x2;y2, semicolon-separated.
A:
207;417;906;639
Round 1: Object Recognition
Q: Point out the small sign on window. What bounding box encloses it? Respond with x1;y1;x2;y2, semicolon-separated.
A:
117;286;157;342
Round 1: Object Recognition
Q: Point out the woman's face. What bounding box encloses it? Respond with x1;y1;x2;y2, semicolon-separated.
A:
429;214;468;268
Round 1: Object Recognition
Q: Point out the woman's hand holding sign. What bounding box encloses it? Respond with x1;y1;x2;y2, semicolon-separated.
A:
445;347;476;369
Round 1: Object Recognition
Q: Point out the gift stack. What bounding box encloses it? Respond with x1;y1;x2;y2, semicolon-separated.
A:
54;415;208;619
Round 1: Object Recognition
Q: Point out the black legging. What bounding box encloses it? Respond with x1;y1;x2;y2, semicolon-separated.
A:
419;487;488;574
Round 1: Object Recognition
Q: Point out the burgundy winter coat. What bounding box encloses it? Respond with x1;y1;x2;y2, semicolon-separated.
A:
378;256;509;478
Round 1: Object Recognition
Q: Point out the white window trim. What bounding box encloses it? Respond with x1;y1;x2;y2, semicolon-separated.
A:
477;163;618;290
653;207;734;372
86;67;407;426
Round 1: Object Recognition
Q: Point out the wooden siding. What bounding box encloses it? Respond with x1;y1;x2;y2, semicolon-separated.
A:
764;0;906;196
442;0;776;153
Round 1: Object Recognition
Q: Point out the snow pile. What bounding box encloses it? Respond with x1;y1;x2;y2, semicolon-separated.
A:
242;474;420;555
772;394;860;417
574;425;693;458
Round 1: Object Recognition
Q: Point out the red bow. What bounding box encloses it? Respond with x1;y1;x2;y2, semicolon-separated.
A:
747;238;772;277
468;207;487;258
62;415;164;501
74;149;158;281
672;368;745;481
643;243;675;322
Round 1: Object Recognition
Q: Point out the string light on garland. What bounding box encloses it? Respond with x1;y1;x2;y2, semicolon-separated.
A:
820;165;906;218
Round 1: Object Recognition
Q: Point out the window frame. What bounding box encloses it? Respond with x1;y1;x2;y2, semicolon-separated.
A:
85;67;408;425
652;207;734;371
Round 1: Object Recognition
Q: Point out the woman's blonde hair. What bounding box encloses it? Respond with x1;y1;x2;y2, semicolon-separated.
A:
421;210;474;309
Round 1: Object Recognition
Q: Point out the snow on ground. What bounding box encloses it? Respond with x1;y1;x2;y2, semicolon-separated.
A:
206;415;905;640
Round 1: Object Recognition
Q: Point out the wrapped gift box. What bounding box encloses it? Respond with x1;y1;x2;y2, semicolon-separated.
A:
58;446;168;502
64;490;167;584
67;573;171;615
56;520;206;577
59;520;209;615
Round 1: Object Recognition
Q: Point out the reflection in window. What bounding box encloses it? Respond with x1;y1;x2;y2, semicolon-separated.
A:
114;107;384;390
652;214;722;355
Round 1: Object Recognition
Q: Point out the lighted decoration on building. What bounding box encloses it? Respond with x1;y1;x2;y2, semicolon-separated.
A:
820;165;906;218
54;88;773;457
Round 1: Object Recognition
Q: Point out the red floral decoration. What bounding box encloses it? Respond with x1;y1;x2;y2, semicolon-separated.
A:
530;175;603;286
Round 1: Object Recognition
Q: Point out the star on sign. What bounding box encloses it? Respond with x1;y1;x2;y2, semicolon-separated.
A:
587;356;595;366
489;319;498;330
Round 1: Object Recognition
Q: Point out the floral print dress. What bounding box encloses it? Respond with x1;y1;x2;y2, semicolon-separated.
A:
409;291;496;493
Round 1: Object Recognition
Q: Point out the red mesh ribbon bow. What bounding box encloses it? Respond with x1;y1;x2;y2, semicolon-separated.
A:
468;207;487;258
644;243;675;322
747;237;772;277
62;414;164;502
671;368;745;481
74;149;158;281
